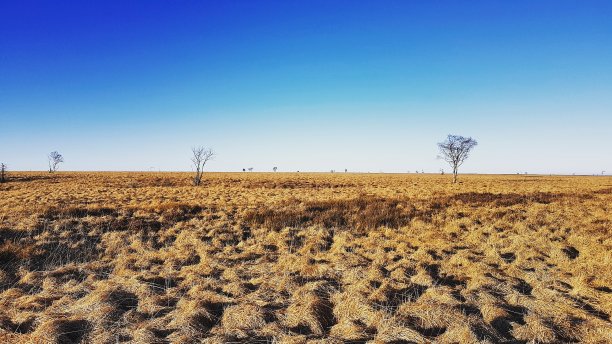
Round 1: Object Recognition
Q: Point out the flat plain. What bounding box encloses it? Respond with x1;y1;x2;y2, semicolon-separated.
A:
0;172;610;343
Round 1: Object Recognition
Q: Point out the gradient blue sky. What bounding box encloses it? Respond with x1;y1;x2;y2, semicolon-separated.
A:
1;1;611;174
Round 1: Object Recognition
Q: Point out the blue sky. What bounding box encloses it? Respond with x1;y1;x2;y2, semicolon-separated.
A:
1;1;611;174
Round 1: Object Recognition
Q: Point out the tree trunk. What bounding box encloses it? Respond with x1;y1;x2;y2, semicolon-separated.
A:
194;168;203;186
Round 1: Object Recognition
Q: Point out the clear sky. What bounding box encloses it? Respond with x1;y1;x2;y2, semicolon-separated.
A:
1;1;611;174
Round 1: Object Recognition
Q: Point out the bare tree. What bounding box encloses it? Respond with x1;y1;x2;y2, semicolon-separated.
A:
273;167;278;172
248;167;253;172
0;163;6;183
191;146;214;186
437;134;478;183
48;151;64;173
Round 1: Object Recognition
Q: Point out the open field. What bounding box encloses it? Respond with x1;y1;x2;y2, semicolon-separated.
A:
0;172;610;343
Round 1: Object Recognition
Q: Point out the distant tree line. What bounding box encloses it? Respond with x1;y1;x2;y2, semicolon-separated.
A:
190;135;476;184
2;136;478;186
27;134;612;186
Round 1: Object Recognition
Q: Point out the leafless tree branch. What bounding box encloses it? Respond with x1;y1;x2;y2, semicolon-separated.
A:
191;146;214;186
48;151;64;173
437;135;478;183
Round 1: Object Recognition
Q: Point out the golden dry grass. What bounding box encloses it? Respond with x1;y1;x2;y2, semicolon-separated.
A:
0;172;610;343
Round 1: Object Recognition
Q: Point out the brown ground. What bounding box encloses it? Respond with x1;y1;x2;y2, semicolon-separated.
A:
0;172;611;343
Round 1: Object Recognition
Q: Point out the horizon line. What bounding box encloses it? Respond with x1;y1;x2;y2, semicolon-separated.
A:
5;170;610;177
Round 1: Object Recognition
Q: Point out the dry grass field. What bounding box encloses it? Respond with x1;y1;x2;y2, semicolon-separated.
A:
0;172;610;343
